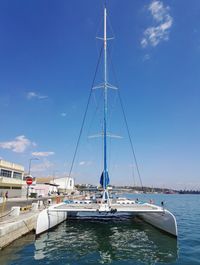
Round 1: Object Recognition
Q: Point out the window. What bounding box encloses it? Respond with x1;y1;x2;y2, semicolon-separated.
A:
13;172;22;180
0;186;11;189
70;179;72;187
0;169;12;178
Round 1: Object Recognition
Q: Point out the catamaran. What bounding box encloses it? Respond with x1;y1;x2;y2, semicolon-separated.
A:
36;4;177;237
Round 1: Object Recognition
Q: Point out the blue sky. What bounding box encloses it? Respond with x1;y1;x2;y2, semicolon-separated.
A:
0;0;200;189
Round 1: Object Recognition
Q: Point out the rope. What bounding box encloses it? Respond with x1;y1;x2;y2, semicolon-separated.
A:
0;209;15;219
87;90;103;138
23;220;31;232
68;45;104;179
117;91;144;190
107;48;144;190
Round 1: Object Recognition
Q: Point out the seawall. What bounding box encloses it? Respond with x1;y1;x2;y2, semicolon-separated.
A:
0;211;39;250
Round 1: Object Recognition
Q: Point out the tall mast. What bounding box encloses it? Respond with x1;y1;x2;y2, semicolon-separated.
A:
103;6;108;192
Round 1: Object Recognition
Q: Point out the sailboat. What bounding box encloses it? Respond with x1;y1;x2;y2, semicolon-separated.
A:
36;4;177;237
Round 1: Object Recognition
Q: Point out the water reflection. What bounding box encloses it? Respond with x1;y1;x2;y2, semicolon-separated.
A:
0;233;36;265
34;219;178;264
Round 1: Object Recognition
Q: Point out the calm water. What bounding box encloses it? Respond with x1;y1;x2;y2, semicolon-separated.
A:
0;194;200;265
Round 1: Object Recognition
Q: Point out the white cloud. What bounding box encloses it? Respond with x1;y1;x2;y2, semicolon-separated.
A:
143;54;151;61
149;0;168;22
31;159;54;172
32;151;55;157
141;0;173;48
27;91;48;100
0;135;33;153
141;39;148;48
61;112;67;117
79;161;92;166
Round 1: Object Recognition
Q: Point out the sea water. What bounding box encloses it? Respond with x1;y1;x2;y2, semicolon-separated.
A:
0;194;200;265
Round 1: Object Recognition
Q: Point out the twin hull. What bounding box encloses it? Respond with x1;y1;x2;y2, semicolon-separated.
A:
36;203;177;237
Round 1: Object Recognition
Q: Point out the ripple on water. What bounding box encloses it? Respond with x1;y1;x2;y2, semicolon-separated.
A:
1;194;200;265
32;220;178;265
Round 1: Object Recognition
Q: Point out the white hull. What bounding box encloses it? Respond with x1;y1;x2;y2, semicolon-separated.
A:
138;209;178;236
35;202;177;237
36;204;67;235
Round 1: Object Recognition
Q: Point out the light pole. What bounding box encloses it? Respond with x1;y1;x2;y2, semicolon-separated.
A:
52;170;59;195
28;157;39;176
26;158;39;199
52;170;59;183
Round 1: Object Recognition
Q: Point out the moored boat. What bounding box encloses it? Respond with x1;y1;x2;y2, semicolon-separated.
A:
36;3;177;238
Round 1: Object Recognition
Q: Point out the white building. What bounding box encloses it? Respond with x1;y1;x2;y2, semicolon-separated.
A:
50;177;74;193
28;177;58;197
25;176;74;197
0;159;26;198
33;183;58;197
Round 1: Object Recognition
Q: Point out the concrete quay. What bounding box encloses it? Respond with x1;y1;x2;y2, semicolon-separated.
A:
0;194;84;250
0;209;39;250
0;196;55;250
0;196;60;250
0;196;53;250
0;195;64;213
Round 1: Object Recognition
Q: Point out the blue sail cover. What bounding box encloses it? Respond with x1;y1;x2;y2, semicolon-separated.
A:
100;171;110;188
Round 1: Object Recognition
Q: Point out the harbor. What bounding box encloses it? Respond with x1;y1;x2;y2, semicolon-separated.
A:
0;191;176;250
0;0;200;264
0;196;54;250
1;193;200;265
0;194;80;249
0;208;38;250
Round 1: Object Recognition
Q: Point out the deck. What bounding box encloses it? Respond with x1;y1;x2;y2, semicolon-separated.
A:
49;202;164;213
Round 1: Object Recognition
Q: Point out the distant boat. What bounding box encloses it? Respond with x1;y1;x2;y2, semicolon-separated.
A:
36;4;177;237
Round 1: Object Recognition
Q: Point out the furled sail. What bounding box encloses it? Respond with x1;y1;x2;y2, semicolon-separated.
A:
100;171;110;188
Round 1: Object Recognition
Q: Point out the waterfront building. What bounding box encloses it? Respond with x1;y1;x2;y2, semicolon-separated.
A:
27;176;74;197
27;177;57;197
33;183;59;197
0;159;26;198
50;177;74;193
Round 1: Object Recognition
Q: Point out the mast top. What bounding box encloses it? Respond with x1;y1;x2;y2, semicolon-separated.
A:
104;6;107;49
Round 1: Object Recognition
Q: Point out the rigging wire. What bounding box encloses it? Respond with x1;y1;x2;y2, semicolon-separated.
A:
107;48;144;190
95;15;104;57
107;90;118;174
68;45;104;178
87;90;103;139
67;4;143;191
107;12;115;40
